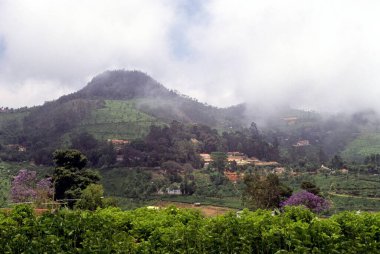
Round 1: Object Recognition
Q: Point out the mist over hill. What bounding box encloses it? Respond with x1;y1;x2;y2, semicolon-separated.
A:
2;69;380;166
0;70;249;164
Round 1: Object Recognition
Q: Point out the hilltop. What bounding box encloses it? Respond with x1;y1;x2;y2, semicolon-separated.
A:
0;70;246;163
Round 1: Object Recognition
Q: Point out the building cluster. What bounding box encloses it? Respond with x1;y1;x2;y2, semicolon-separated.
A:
5;144;27;152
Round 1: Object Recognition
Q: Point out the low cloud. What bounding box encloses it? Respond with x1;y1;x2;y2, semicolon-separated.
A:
1;0;380;113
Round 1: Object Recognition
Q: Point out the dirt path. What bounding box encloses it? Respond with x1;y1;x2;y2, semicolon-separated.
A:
328;192;380;200
154;201;236;217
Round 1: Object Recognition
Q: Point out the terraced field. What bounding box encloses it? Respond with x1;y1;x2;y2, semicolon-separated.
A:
78;100;164;140
283;173;380;212
342;133;380;161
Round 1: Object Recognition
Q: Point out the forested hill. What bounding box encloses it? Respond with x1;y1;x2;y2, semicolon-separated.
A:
58;70;246;128
0;70;247;164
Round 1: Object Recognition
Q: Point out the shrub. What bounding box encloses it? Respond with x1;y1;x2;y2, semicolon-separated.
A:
280;191;330;213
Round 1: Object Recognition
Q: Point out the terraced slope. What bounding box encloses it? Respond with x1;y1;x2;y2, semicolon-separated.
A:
342;133;380;161
77;100;164;140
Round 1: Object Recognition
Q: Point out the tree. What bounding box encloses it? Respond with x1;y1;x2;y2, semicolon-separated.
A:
301;181;320;196
280;191;330;213
11;169;53;205
242;173;292;210
75;184;104;211
53;149;87;170
52;149;100;206
210;152;227;172
330;155;344;169
11;169;37;203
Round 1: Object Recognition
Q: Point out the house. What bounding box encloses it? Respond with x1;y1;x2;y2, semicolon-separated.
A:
227;152;259;166
254;161;280;167
107;139;129;145
166;188;181;195
293;140;310;147
107;139;129;152
282;117;298;125
200;153;212;163
6;144;27;152
224;171;242;183
158;183;182;195
272;167;286;175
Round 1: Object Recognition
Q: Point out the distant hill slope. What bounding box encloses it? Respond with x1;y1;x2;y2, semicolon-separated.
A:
71;70;245;129
0;70;246;150
342;133;380;161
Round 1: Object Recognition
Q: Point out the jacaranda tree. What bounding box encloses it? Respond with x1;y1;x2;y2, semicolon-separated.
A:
280;190;330;213
11;169;53;204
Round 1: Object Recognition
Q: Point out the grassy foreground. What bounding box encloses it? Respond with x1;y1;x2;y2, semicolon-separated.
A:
1;205;379;253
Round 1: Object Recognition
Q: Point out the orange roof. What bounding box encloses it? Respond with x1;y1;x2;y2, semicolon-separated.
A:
108;139;129;145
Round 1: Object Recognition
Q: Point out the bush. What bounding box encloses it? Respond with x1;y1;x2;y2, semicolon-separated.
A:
280;191;330;213
0;205;378;253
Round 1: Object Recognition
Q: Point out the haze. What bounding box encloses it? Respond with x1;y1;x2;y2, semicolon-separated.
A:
1;0;380;113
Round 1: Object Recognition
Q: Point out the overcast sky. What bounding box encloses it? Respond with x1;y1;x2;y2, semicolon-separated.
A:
1;0;380;112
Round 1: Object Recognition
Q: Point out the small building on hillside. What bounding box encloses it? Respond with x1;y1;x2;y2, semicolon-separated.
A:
158;183;182;195
108;139;129;146
200;153;212;163
254;161;280;167
227;152;259;166
272;167;286;175
282;117;298;125
107;139;129;152
293;140;310;147
6;144;27;152
224;171;242;183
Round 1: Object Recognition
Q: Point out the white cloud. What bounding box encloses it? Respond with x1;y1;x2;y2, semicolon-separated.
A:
0;79;73;107
1;0;380;113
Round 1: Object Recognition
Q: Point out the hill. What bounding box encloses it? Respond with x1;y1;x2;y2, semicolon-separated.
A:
0;70;246;162
341;133;380;161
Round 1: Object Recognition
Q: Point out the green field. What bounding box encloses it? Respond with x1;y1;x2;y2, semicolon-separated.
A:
78;100;164;140
283;172;380;211
3;160;380;212
342;133;380;161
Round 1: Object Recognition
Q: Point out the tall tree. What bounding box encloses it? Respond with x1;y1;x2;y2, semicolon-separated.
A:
210;152;228;172
52;149;100;206
243;173;292;210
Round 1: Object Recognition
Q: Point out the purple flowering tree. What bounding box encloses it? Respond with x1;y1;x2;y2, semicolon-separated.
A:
280;191;330;213
11;169;53;205
11;169;37;203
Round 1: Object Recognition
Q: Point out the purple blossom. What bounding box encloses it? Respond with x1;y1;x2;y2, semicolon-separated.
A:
36;177;54;198
11;169;37;203
280;191;330;213
11;169;53;203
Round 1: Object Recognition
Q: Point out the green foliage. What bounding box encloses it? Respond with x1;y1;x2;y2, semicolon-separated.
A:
79;99;163;140
0;205;379;253
53;149;87;170
243;173;292;210
53;150;100;204
301;181;321;196
342;133;380;161
210;152;227;172
75;184;104;211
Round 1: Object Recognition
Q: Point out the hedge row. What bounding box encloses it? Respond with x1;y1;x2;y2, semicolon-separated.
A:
0;205;379;253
